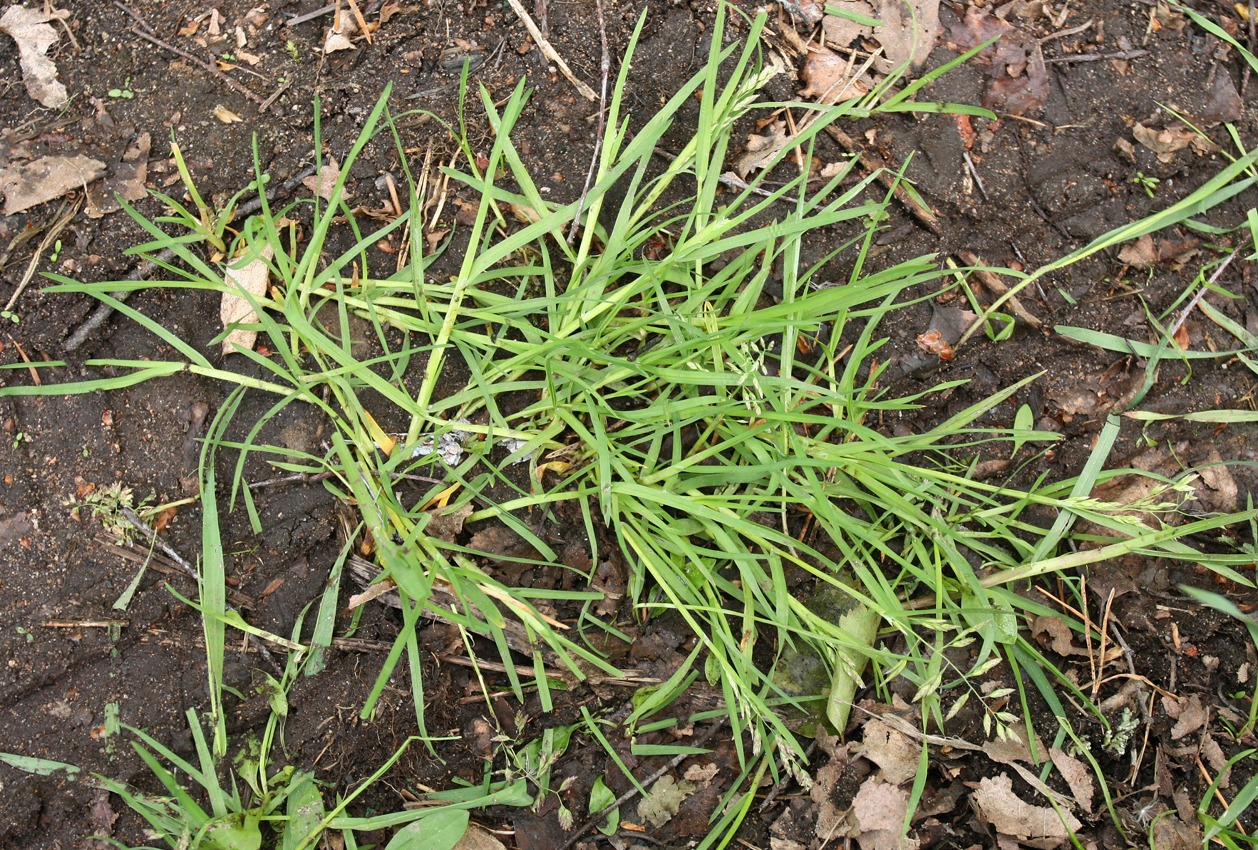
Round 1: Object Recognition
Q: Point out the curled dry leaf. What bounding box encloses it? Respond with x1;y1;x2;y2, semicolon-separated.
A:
1132;123;1216;163
220;244;275;355
213;104;244;124
0;4;70;108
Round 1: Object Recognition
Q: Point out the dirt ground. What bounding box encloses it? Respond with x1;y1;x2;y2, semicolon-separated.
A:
1;0;1257;848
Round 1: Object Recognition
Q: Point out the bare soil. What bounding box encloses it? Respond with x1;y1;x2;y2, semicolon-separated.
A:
1;1;1257;848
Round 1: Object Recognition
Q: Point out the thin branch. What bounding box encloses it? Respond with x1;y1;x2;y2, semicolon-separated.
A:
567;0;610;243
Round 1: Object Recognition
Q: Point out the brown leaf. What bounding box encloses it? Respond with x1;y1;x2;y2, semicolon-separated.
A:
973;773;1082;848
1049;748;1094;814
0;4;69;107
1164;694;1206;740
0;154;107;215
87;131;152;218
824;0;941;74
859;718;921;785
220;244;275;354
1030;615;1084;657
799;47;869;101
425;502;473;543
735;120;793;178
1132;123;1199;163
851;780;918;849
303;157;344;201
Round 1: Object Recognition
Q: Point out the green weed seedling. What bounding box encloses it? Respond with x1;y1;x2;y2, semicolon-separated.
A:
4;2;1258;848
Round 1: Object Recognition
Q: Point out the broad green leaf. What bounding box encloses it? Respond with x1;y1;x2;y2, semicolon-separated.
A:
384;808;469;850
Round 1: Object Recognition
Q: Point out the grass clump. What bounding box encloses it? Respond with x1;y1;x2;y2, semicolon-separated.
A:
5;3;1258;846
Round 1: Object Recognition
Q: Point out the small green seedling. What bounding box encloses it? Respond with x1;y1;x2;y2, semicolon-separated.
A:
108;78;135;99
1131;171;1160;197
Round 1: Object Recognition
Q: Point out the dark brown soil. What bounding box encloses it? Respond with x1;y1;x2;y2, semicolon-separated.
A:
2;1;1257;848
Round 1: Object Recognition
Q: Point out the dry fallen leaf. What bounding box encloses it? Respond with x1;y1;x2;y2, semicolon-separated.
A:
973;773;1081;849
1049;748;1094;815
851;780;918;850
0;154;106;215
220;244;274;354
87;131;152;218
1132;123;1216;162
823;0;941;74
735;120;794;177
303;157;344;201
213;104;244;124
799;47;870;101
1164;694;1207;741
858;718;921;785
0;4;69;107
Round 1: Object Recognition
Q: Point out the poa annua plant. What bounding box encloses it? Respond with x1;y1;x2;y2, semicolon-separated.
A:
6;3;1258;846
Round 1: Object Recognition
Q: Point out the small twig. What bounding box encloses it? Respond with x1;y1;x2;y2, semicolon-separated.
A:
566;0;610;244
42;619;130;628
4;196;79;314
119;506;283;675
823;125;942;234
962;150;987;201
64;161;317;351
559;719;729;850
111;0;153;33
286;3;337;27
1168;245;1240;339
504;0;596;101
534;0;549;37
258;80;291;113
248;469;446;491
131;26;271;110
1044;48;1148;64
1037;19;1094;45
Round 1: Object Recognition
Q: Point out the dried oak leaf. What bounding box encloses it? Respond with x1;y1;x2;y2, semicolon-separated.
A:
0;4;69;107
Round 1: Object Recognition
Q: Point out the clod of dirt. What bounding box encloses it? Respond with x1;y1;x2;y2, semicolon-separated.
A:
0;4;69;108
